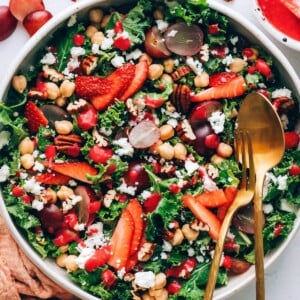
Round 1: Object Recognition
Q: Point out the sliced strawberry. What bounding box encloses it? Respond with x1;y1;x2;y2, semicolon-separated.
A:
108;209;134;270
126;199;144;255
119;60;149;101
195;189;229;208
191;75;246;102
217;186;238;221
285;131;299;149
35;171;72;185
24;101;48;133
91;63;136;111
75;76;111;99
84;245;111;272
209;72;238;87
44;161;98;184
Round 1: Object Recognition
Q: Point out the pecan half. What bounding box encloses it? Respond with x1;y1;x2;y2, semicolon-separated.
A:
171;65;192;81
273;96;295;113
66;99;88;114
171;84;191;114
80;54;98;75
27;88;48;100
42;65;64;82
176;119;196;143
54;134;82;146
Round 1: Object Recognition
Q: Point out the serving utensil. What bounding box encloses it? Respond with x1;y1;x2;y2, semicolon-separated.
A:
236;92;285;300
204;131;255;300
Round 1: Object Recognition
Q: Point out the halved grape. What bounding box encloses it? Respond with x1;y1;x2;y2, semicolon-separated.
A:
128;120;160;149
192;122;214;156
164;23;204;56
189;101;222;125
40;104;69;127
0;6;17;41
38;203;63;233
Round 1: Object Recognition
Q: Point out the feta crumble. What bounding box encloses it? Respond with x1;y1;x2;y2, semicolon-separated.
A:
101;37;114;50
40;52;56;65
184;159;200;175
23;177;44;195
31;199;44;211
33;161;44;172
0;131;10;150
117;181;137;196
125;49;143;61
71;47;85;58
67;14;77;27
186;57;203;75
111;55;125;68
134;271;155;288
271;88;292;99
76;247;95;269
0;164;10;182
113;138;134;157
208;111;226;134
155;19;169;32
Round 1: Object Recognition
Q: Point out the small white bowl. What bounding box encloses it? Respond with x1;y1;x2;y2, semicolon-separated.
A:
0;1;300;300
252;0;300;51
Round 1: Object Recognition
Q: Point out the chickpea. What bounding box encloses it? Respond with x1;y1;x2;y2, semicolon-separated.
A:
18;137;34;155
160;74;173;84
170;228;184;246
20;154;34;169
210;154;225;164
12;75;27;93
59;245;69;253
56;253;68;268
194;72;209;88
159;124;174;141
60;80;76;98
86;25;98;39
155;288;168;300
148;64;164;81
45;82;60;100
153;8;164;20
139;53;153;65
89;8;104;23
91;31;105;45
57;186;74;201
163;58;175;74
152;273;167;290
100;14;111;28
182;223;199;241
149;288;164;297
41;188;57;204
149;139;163;155
217;142;233;158
64;255;78;272
54;96;67;107
158;142;174;160
229;58;247;73
142;293;155;300
54;120;73;135
173;143;187;160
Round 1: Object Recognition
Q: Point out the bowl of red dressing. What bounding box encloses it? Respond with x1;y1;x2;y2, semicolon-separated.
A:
253;0;300;51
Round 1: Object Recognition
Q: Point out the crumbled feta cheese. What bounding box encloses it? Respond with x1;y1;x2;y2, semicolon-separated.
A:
31;199;44;211
101;37;114;50
33;150;39;158
0;131;10;150
277;175;288;190
91;44;100;55
263;203;274;214
187;248;195;257
271;88;292;99
67;14;77;27
117;267;126;279
62;195;82;213
167;29;178;37
40;52;56;65
160;252;168;260
200;44;209;62
162;240;172;252
141;190;151;200
280;198;296;213
222;54;233;66
281;114;289;130
68;180;77;187
117;181;137;196
167;118;178;128
113;138;134;157
196;255;204;263
84;223;107;248
33;161;44;172
76;247;95;269
186;57;203;75
74;223;86;231
134;271;155;288
99;126;112;136
23;177;44;195
71;47;85;58
230;36;239;45
155;19;169;32
184;160;200;175
125;49;143;61
208;111;226;134
0;164;10;182
111;55;125;68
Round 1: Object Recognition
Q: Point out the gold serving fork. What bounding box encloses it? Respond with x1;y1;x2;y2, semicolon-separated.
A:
204;130;255;300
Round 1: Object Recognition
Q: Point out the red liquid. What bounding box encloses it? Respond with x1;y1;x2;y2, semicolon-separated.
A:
258;0;300;41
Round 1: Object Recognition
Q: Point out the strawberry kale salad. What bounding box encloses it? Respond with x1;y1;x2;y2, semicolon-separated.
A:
0;0;300;299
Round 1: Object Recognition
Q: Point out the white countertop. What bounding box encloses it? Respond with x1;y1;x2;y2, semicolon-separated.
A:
0;0;299;299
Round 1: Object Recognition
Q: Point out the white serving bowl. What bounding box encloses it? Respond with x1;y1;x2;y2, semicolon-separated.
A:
252;0;300;52
0;1;300;299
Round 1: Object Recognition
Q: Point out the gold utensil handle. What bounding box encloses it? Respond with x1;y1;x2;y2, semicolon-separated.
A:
254;172;265;300
204;206;236;300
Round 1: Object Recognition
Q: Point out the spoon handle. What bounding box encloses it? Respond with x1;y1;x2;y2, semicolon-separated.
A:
254;172;265;300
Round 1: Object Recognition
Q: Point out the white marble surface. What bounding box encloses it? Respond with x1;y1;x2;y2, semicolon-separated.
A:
0;0;299;299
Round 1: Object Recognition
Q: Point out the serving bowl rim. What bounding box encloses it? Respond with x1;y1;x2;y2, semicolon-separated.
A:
0;0;299;299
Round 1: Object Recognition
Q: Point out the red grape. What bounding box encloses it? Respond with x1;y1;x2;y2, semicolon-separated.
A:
23;9;52;36
123;162;150;192
0;6;17;41
9;0;45;21
38;204;64;233
189;101;222;125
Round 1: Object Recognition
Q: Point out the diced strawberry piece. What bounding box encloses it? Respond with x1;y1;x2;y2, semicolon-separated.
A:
101;269;117;288
77;105;98;131
288;164;300;176
63;210;78;229
91;63;136;110
209;72;238;87
73;34;85;46
191;75;246;102
108;209;134;270
84;245;111;272
208;23;220;34
45;145;57;161
75;76;111;99
167;281;182;294
113;36;131;51
88;145;113;164
53;228;79;246
126;199;144;255
143;192;162;213
285;131;299;149
169;184;181;194
274;222;284;237
210;45;227;58
44;161;98;184
114;20;123;33
24;101;48;133
88;201;101;214
35;171;72;185
255;58;272;78
204;133;220;149
119;61;149;101
12;185;24;197
222;255;233;269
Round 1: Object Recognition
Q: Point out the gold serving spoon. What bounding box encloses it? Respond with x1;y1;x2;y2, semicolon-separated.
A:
236;92;285;300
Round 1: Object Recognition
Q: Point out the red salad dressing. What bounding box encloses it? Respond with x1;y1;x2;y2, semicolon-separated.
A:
258;0;300;41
